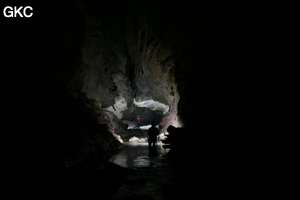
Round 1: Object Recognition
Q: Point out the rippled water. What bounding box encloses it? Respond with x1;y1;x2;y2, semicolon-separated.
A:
110;141;170;168
108;142;194;200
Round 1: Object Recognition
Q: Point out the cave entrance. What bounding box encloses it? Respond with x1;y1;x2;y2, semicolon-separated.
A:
122;98;168;130
118;97;182;145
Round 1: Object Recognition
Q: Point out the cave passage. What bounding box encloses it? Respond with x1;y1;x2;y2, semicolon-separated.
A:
2;0;298;198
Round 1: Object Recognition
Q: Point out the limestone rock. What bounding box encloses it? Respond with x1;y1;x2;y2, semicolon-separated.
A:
69;0;181;139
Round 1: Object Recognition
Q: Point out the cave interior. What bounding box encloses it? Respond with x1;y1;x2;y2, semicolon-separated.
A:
1;0;299;198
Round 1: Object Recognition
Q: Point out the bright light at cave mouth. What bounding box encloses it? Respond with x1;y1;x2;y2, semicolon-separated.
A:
133;98;169;114
125;124;155;130
138;125;152;130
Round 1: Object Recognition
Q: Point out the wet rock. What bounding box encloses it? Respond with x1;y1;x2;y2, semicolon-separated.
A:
129;136;140;143
139;138;147;143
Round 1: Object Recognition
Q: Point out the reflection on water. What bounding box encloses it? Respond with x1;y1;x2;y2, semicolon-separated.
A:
110;141;170;168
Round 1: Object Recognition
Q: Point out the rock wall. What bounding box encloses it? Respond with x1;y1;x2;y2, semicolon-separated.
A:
69;0;181;136
2;0;209;182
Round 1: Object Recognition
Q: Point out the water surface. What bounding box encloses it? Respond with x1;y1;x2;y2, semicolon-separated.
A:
110;141;170;168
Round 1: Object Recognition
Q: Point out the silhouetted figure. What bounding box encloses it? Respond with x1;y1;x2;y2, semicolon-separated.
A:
163;125;180;153
147;122;159;148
